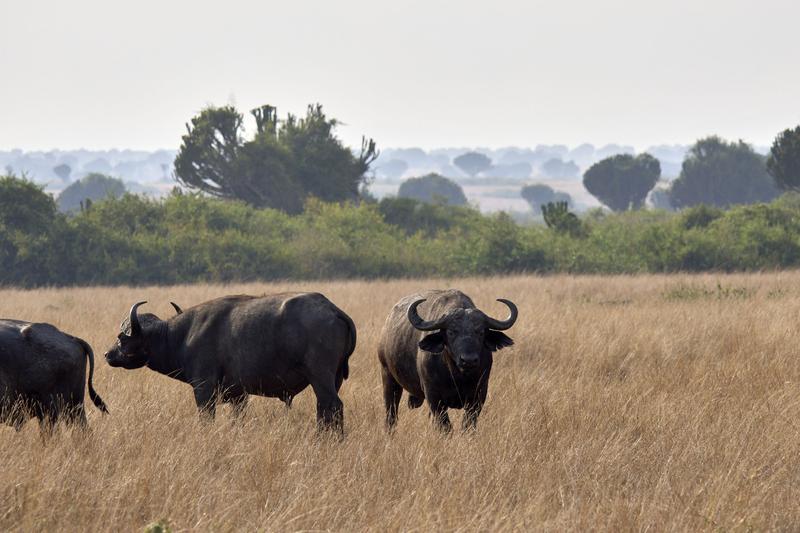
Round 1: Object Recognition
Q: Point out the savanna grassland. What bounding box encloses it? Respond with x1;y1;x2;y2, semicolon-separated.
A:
3;273;800;531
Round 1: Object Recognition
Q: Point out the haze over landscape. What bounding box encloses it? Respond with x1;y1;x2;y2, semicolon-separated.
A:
2;0;799;152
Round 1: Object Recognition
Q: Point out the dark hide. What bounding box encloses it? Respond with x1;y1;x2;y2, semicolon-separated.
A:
104;293;356;432
377;289;517;432
0;320;108;433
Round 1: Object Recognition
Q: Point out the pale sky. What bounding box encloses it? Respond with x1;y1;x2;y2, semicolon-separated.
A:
1;0;798;152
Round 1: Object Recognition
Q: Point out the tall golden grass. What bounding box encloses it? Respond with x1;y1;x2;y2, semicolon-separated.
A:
2;273;800;530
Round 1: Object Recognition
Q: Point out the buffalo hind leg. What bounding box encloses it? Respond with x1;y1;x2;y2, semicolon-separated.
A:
309;376;344;434
381;366;403;430
229;393;248;421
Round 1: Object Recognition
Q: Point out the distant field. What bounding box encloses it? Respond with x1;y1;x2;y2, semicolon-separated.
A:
369;179;600;213
2;273;800;530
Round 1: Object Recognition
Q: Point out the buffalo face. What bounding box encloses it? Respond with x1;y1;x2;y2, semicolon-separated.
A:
408;298;517;373
104;301;154;369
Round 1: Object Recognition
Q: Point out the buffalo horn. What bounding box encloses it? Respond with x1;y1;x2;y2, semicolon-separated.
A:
484;299;518;330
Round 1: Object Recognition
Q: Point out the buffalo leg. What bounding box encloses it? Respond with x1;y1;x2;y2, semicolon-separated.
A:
381;366;403;429
309;376;344;433
229;393;248;421
462;401;483;431
426;396;452;433
193;384;218;421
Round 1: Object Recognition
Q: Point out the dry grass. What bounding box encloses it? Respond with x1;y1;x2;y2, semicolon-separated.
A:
3;273;800;531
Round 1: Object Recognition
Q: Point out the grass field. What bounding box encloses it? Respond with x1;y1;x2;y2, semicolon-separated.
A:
2;273;800;531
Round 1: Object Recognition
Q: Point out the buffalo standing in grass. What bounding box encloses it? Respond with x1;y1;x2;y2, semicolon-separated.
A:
0;320;108;432
378;290;517;432
104;293;356;432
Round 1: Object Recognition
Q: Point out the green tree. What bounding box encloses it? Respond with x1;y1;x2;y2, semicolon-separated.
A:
669;136;779;208
453;151;492;177
397;173;468;205
767;125;800;192
583;153;660;211
57;173;126;213
174;103;377;214
0;174;58;234
541;201;584;237
520;183;572;214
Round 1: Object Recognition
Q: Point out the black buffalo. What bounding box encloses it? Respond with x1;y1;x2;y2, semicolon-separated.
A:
104;293;356;432
377;290;517;432
0;320;108;431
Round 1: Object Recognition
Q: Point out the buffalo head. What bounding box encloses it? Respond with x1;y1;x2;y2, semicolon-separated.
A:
104;301;163;369
407;298;517;372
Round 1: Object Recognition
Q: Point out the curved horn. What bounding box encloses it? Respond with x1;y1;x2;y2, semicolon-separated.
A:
170;302;183;315
407;299;448;331
129;301;147;336
484;299;518;330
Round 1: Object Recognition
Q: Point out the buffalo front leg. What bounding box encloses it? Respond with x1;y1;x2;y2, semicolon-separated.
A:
381;365;403;430
426;396;452;433
462;401;483;431
192;383;218;422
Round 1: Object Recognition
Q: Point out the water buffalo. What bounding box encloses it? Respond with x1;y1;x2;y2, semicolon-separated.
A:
104;293;356;432
377;290;517;432
0;320;108;432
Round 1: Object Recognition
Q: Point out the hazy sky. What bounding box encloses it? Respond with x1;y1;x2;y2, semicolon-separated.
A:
2;0;799;152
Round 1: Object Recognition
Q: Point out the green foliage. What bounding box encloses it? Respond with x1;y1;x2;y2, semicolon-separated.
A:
583;153;660;211
7;171;800;286
397;174;467;206
669;136;779;208
57;173;126;213
377;197;480;236
541;201;584;237
767;125;800;192
520;183;572;214
453;152;492;177
174;103;377;213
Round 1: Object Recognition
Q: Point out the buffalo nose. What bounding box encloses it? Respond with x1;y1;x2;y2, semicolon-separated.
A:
460;355;479;369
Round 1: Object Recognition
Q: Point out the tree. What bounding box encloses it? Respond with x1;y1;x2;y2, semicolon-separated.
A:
53;163;72;183
174;103;377;214
583;153;660;211
377;159;408;180
0;174;58;235
541;158;580;179
541;201;584;237
767;125;800;192
397;173;468;205
57;173;126;213
520;183;572;214
453;152;492;177
669;136;779;208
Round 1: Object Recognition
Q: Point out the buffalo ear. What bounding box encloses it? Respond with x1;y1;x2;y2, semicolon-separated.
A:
418;331;446;353
485;330;514;352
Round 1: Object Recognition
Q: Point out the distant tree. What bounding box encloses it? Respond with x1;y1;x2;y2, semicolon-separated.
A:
541;158;580;179
669;136;779;208
453;152;492;177
174;104;377;214
541;201;584;237
57;173;126;213
378;159;408;180
0;174;58;234
83;158;113;175
397;173;467;205
767;125;800;192
583;154;660;211
520;183;572;214
52;164;72;182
